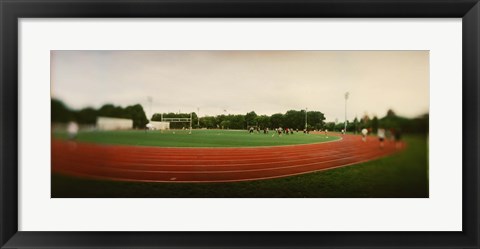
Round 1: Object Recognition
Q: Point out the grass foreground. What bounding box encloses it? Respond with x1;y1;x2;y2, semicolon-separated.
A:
54;129;339;147
52;135;429;198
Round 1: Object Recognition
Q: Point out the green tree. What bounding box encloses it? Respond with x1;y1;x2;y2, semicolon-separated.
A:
228;115;245;129
308;111;326;130
386;109;396;117
76;107;97;124
216;114;227;129
51;98;74;123
245;111;258;128
191;112;199;128
371;116;379;133
335;122;344;131
283;110;304;129
124;104;148;128
220;120;231;129
200;116;217;129
270;113;284;128
352;117;359;134
98;104;122;118
361;114;370;129
325;122;336;131
52;98;148;128
254;115;271;129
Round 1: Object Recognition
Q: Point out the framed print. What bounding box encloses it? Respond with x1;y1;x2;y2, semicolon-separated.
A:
1;0;479;248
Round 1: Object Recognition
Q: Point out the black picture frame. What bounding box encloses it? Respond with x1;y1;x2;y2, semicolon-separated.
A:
1;0;479;248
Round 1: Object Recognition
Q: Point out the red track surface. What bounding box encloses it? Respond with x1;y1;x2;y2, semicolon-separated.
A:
52;133;404;183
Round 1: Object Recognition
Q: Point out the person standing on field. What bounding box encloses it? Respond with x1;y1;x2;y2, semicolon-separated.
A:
377;128;386;148
67;121;79;140
361;128;368;142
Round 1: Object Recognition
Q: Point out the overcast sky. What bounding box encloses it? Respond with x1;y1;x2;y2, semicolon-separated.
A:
51;50;429;122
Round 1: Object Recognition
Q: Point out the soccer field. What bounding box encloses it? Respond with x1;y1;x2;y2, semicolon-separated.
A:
53;129;340;147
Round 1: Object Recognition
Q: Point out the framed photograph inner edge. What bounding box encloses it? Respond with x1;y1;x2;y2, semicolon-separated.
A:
1;0;479;248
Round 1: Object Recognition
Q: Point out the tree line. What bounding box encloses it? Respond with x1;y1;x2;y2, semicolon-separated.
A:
324;109;429;134
51;98;149;128
152;110;326;130
152;109;428;134
52;98;428;133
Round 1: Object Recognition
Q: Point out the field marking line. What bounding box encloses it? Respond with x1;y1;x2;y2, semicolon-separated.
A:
52;135;343;149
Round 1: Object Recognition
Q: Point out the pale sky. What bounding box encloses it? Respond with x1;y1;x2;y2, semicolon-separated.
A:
51;51;429;122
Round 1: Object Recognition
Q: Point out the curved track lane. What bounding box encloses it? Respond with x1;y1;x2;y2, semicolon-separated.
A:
52;133;404;182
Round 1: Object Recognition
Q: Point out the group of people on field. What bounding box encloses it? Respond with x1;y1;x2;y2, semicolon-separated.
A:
273;127;294;136
249;126;303;136
246;125;403;147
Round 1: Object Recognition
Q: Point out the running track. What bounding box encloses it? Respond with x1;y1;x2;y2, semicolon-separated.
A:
52;133;404;183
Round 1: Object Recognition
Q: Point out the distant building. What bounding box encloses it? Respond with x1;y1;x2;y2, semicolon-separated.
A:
96;117;133;130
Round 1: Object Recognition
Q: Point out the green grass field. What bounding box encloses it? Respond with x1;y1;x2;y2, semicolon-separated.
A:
52;135;429;198
53;129;340;147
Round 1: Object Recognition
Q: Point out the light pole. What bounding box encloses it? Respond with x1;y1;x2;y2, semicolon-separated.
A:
305;107;308;130
197;107;200;127
189;112;192;134
344;92;349;133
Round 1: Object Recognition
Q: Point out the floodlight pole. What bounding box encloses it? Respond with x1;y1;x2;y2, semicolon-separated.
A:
305;107;308;130
197;107;200;127
189;112;193;134
344;92;349;133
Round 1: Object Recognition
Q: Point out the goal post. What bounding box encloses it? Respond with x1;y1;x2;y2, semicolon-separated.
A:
161;113;193;134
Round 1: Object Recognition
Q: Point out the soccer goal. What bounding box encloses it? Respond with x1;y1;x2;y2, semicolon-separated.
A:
161;113;193;134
